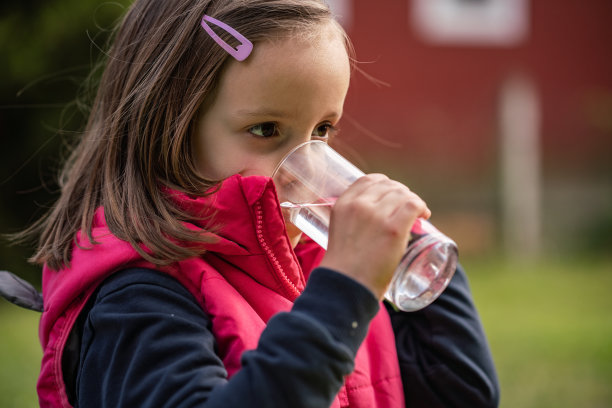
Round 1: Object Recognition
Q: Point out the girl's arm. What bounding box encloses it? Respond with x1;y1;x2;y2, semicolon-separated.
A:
75;267;378;408
386;265;500;408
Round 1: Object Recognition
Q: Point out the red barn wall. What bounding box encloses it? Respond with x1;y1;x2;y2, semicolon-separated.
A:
341;0;612;180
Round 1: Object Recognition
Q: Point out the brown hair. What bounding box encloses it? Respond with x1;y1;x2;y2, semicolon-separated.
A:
22;0;352;270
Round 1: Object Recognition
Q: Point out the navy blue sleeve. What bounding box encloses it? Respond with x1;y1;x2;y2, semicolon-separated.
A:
76;267;379;408
386;265;500;408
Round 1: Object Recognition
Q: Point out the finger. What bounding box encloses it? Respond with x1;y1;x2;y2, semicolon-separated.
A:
390;195;431;233
364;179;428;217
341;173;389;199
374;190;429;232
342;176;406;208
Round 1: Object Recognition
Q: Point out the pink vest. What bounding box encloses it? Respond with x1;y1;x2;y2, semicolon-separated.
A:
38;175;405;407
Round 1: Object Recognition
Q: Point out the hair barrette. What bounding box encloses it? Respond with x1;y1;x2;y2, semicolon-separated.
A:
201;15;253;62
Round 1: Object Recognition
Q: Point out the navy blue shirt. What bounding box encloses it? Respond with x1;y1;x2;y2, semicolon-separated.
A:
72;266;499;407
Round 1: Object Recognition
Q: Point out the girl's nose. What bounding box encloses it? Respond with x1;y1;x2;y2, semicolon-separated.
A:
267;140;309;178
271;141;324;202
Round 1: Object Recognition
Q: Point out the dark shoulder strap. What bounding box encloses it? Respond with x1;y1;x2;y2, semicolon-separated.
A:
0;270;43;312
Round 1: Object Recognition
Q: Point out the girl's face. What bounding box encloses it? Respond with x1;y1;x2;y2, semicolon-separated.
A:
193;21;351;181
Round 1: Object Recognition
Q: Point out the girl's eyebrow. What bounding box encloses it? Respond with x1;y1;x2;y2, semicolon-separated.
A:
234;108;287;118
233;108;343;120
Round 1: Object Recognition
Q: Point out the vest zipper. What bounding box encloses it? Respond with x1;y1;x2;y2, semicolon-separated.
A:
255;201;301;300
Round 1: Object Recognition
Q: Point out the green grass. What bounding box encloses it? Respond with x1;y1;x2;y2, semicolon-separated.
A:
0;302;41;408
465;256;612;408
0;257;610;407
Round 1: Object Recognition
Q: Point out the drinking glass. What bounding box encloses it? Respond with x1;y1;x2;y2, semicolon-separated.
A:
272;140;457;311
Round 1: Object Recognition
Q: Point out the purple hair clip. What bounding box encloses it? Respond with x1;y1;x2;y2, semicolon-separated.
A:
201;15;253;62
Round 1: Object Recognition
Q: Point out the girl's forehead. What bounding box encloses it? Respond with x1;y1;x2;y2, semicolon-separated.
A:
222;24;349;89
208;23;350;120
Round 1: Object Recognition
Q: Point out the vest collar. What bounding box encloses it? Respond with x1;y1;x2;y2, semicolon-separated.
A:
170;174;308;299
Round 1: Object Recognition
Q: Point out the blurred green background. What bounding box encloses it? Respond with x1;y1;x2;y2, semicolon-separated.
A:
1;1;611;407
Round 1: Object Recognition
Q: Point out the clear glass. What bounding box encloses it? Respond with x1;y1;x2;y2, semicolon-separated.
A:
273;141;457;311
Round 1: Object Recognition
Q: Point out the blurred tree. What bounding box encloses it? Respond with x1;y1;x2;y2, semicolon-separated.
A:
0;0;131;285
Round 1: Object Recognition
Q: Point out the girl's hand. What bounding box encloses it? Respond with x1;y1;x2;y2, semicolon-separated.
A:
319;174;431;300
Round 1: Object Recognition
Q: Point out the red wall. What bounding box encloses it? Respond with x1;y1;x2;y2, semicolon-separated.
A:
342;0;612;179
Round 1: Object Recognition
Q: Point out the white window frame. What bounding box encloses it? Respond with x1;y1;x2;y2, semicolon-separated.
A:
411;0;530;47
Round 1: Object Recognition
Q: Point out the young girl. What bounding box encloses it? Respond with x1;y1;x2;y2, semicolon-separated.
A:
27;0;499;407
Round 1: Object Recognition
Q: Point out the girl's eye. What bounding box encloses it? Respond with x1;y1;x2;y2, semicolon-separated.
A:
312;123;337;139
248;122;279;138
